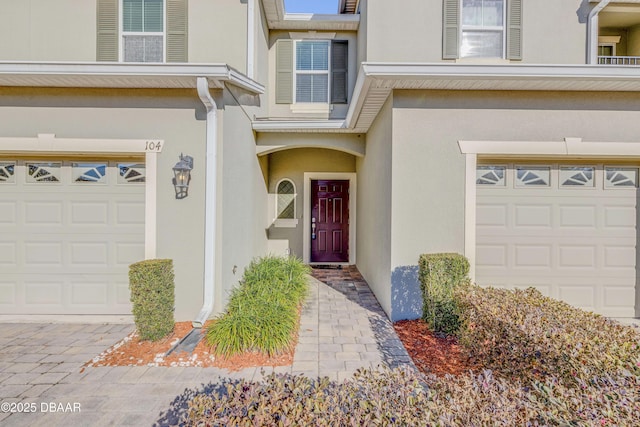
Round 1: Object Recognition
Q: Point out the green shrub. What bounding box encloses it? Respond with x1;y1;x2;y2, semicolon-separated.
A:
206;255;310;357
418;253;469;335
128;259;175;341
183;368;640;426
455;285;640;386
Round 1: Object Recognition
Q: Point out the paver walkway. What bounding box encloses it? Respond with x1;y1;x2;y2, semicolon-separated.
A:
0;267;412;426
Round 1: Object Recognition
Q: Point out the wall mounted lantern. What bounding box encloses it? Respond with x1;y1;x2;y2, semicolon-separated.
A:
172;153;193;199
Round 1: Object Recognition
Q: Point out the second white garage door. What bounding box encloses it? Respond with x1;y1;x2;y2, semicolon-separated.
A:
476;163;638;317
0;159;145;315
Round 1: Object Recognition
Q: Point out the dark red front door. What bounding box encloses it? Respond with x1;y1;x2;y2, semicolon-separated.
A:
311;180;349;263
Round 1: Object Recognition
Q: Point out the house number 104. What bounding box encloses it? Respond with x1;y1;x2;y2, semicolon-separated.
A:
145;141;163;152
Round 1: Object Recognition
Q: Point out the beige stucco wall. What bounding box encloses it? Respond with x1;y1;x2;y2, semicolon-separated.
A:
364;0;441;62
363;0;587;64
600;27;628;56
0;0;249;66
267;147;356;258
355;96;393;318
0;0;96;61
255;0;270;92
388;89;640;320
267;30;358;120
0;87;207;320
522;0;587;64
357;0;369;65
189;0;247;69
216;87;270;315
629;24;640;56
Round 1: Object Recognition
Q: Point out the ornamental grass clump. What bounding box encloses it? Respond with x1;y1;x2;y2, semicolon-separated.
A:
418;253;470;335
205;255;309;357
455;285;640;386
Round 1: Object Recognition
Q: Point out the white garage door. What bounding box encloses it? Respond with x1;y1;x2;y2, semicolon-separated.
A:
0;159;145;315
476;163;638;317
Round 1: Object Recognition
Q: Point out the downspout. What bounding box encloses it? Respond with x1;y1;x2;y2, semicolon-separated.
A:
247;0;255;79
193;76;218;328
587;0;611;64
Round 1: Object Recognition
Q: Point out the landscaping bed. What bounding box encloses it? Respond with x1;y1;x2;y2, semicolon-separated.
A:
85;321;295;369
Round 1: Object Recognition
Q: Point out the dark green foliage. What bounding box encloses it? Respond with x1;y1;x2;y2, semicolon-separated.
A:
455;286;640;386
184;367;640;426
418;253;469;335
184;277;640;426
206;255;310;357
128;259;175;341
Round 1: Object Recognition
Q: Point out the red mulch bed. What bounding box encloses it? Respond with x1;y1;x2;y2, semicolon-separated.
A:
85;321;294;371
86;318;477;377
394;319;480;376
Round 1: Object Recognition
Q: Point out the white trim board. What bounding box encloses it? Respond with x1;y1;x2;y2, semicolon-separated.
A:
459;138;640;157
303;172;356;264
0;133;159;260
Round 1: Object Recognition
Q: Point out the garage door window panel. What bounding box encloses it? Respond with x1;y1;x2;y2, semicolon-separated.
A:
605;167;638;188
476;165;506;186
560;166;595;188
26;162;61;183
118;163;146;184
515;166;550;187
72;163;108;184
0;162;15;184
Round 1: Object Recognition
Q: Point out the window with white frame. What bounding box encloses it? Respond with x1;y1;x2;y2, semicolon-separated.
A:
276;179;296;219
461;0;505;58
295;41;330;103
122;0;164;62
275;39;348;105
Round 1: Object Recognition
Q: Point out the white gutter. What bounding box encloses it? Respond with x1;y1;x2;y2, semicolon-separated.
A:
247;0;255;79
193;76;218;328
0;62;265;93
587;0;611;64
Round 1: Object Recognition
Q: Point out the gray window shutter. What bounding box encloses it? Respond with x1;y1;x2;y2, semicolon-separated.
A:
442;0;459;59
331;40;348;104
276;39;293;104
97;0;119;61
167;0;188;62
506;0;522;60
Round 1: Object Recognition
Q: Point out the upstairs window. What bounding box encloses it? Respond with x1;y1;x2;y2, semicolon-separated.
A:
443;0;521;60
122;0;164;62
295;41;330;103
461;0;504;58
275;39;348;105
96;0;187;62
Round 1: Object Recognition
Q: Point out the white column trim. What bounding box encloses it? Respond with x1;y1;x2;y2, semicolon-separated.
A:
464;153;477;282
303;172;357;265
144;151;158;259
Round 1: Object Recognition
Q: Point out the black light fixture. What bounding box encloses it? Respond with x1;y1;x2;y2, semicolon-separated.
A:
172;153;193;199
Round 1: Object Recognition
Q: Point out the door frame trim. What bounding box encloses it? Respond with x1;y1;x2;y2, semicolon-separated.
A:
303;172;356;265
